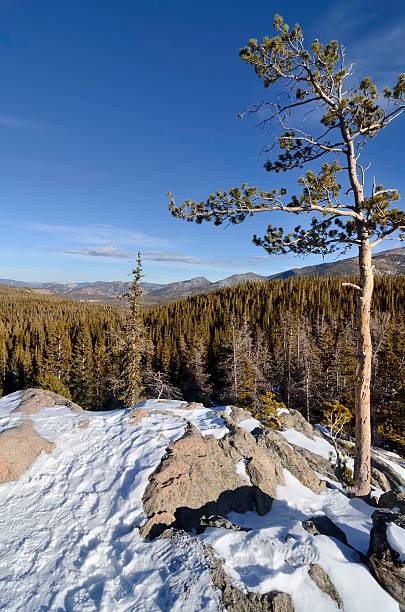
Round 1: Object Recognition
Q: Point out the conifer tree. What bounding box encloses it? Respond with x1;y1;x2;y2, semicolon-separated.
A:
179;335;213;404
120;253;144;406
70;324;94;408
168;15;405;495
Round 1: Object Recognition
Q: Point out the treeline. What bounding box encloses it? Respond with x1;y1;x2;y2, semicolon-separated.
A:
0;277;404;448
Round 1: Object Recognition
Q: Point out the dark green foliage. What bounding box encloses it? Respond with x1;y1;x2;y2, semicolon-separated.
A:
0;275;403;451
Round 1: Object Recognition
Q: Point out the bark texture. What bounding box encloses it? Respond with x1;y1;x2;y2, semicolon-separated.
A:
354;239;373;496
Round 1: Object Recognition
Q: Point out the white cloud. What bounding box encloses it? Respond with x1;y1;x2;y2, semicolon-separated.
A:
46;243;271;269
24;222;170;248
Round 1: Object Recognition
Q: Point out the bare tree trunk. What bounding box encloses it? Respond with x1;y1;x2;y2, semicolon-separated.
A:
354;239;373;496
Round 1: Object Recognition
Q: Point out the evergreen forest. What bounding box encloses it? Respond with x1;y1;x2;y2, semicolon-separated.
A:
0;276;403;449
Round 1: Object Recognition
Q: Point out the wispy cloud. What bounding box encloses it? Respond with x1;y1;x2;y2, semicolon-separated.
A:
47;243;271;269
0;113;40;131
47;245;132;259
316;2;405;86
7;220;284;273
25;222;170;248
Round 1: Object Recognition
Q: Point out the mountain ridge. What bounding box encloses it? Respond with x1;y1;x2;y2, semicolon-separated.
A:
1;246;403;305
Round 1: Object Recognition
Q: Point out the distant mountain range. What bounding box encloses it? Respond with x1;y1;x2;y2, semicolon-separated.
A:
1;247;404;306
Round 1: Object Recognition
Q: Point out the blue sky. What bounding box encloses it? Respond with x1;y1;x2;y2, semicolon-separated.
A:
0;0;404;284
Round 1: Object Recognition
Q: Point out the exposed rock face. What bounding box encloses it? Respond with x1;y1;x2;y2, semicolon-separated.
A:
140;419;295;537
308;563;343;608
141;424;265;537
208;546;294;612
226;405;256;425
260;429;325;494
141;414;330;538
379;492;405;514
16;388;82;415
368;510;405;609
372;468;391;493
279;409;315;439
372;454;405;492
0;421;55;483
292;445;337;480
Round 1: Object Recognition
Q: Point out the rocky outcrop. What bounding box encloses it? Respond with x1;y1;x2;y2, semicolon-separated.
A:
0;421;55;483
372;468;391;493
260;429;325;494
208;546;294;612
292;445;337;480
226;405;257;426
372;453;405;492
140;424;276;537
367;510;405;609
279;409;315;439
379;492;405;514
308;563;343;608
15;388;82;415
141;415;330;537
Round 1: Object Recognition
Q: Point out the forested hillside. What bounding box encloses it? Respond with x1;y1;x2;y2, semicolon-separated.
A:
0;276;403;448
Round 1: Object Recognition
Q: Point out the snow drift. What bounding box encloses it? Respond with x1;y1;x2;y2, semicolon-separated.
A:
0;389;404;611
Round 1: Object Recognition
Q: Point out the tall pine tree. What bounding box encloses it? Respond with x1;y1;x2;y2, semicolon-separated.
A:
120;253;144;406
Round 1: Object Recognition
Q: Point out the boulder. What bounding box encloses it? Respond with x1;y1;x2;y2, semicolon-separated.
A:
308;563;343;608
16;388;82;415
141;419;288;537
260;429;325;494
0;421;55;483
367;510;405;609
279;409;315;439
141;412;330;538
141;424;260;537
372;453;405;492
378;491;405;514
372;468;391;493
227;405;256;425
292;445;337;480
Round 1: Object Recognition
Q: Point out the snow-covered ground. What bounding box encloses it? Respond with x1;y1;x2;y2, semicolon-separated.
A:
0;394;401;611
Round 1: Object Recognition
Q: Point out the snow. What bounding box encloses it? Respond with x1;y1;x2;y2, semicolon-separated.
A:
387;522;405;562
281;428;336;460
235;459;252;484
373;449;405;491
0;394;401;611
0;398;221;611
282;428;355;475
0;390;23;432
136;399;229;439
201;470;399;611
238;417;262;432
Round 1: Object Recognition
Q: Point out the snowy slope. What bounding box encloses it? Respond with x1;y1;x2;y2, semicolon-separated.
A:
0;394;401;611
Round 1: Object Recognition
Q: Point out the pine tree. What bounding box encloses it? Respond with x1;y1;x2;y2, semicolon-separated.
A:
169;15;405;495
70;324;94;408
179;335;213;404
120;253;144;406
